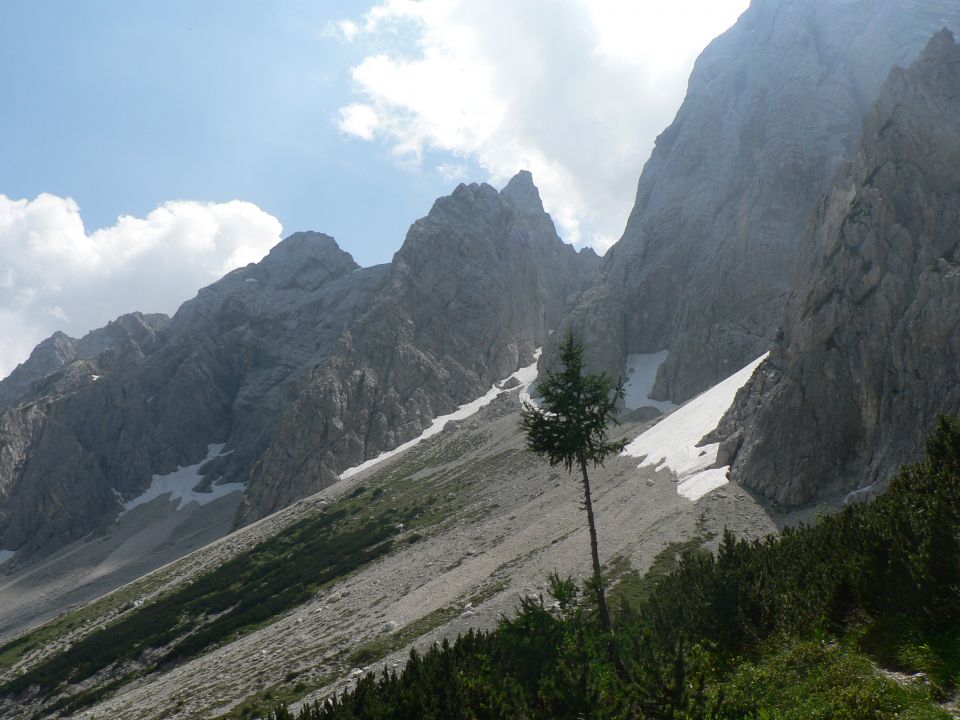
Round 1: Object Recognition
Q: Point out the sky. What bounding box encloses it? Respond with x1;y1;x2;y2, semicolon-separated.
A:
0;0;749;378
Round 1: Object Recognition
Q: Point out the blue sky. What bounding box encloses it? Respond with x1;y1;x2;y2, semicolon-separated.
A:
0;0;749;376
0;1;471;268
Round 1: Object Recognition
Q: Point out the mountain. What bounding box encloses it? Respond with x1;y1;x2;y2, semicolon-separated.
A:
0;172;597;562
4;7;960;719
240;172;598;522
0;313;169;412
716;29;960;506
556;0;960;403
0;232;376;558
0;369;783;719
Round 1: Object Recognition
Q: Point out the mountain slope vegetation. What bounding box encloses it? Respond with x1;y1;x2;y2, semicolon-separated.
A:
273;417;960;719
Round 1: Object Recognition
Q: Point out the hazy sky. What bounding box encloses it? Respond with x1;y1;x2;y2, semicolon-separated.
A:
0;0;749;377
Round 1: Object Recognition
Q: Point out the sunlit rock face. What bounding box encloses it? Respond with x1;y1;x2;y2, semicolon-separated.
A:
718;30;960;506
556;0;960;404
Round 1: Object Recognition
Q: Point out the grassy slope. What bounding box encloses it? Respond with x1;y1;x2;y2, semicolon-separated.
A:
270;417;960;720
0;418;511;718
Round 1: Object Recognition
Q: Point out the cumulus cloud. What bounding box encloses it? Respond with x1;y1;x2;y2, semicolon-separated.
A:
334;0;748;251
0;194;282;377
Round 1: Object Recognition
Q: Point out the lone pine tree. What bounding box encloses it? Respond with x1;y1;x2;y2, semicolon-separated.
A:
520;332;626;634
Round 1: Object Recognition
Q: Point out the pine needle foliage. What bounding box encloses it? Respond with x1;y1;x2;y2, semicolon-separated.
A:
519;331;626;637
519;332;626;472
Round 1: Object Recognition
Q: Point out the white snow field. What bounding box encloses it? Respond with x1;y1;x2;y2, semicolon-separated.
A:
623;354;768;501
342;349;542;479
121;443;245;514
623;351;677;413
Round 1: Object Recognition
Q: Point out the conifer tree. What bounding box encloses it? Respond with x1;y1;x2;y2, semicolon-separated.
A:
520;332;626;633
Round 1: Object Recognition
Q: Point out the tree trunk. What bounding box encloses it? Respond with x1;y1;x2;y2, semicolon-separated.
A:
579;454;613;634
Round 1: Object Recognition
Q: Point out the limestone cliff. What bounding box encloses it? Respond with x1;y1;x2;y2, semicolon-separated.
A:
0;234;376;555
720;30;960;505
558;0;960;402
0;174;597;556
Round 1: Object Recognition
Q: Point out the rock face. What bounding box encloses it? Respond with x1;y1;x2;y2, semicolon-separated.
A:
558;0;960;403
719;30;960;506
239;172;598;521
0;233;379;556
0;173;597;556
0;313;169;412
0;313;171;552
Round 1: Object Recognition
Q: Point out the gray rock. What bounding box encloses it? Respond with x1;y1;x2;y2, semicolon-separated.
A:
0;313;169;412
722;30;960;506
555;0;960;403
239;173;599;522
0;174;598;558
0;233;376;556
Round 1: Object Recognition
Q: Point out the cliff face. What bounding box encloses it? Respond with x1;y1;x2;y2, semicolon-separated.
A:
719;30;960;506
558;0;960;403
0;233;378;555
239;172;599;521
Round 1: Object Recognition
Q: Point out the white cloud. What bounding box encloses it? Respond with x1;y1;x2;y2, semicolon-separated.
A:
0;194;283;378
334;0;749;250
338;103;380;141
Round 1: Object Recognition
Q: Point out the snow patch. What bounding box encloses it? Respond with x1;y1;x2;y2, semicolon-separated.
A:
623;354;768;501
0;549;15;566
341;349;542;480
120;443;245;515
623;351;677;413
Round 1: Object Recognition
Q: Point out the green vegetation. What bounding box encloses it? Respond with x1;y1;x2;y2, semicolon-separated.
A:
348;606;460;668
225;672;337;720
0;505;400;702
606;535;709;611
0;414;513;717
720;640;947;720
521;331;626;633
270;417;960;719
0;553;189;674
0;434;488;712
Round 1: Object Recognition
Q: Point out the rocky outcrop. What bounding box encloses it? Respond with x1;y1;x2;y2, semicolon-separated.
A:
240;172;599;521
719;30;960;506
557;0;960;403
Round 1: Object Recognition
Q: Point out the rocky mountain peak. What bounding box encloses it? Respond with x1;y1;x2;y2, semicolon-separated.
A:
0;313;170;412
248;231;359;287
919;26;957;61
552;0;960;404
238;175;597;523
499;169;545;215
264;230;354;265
